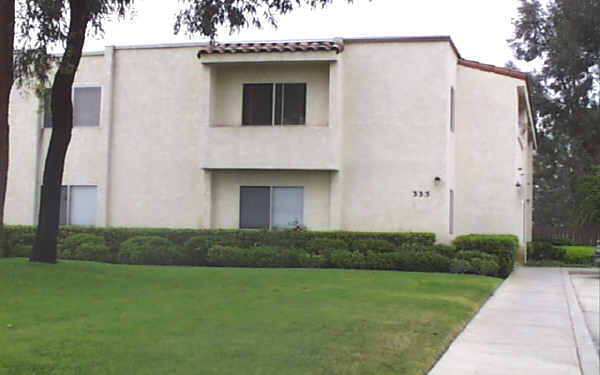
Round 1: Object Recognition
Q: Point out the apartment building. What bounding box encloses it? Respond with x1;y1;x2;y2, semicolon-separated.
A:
6;36;536;244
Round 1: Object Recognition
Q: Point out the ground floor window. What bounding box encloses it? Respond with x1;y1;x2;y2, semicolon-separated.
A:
59;185;97;226
240;186;303;229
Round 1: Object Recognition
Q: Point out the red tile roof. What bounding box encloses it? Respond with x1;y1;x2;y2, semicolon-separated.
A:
458;59;529;80
197;39;344;57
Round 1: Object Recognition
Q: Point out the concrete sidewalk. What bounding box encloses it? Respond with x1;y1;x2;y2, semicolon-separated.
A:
428;267;600;375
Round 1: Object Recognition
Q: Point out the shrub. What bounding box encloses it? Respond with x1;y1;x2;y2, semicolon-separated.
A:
7;231;35;258
365;251;396;270
119;236;175;265
527;241;566;262
479;260;499;276
59;233;112;262
304;238;348;255
453;234;518;278
10;244;32;258
433;244;456;258
350;239;395;254
450;259;472;274
563;246;596;265
329;250;366;269
179;236;213;266
410;251;451;273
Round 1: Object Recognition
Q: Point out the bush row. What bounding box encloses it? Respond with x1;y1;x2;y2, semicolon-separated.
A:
3;225;434;259
3;226;517;278
527;241;595;265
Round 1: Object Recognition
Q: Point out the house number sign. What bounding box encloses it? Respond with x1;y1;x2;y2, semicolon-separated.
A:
413;191;431;198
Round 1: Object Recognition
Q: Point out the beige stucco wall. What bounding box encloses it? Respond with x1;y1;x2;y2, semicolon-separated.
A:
108;47;208;228
210;170;332;230
339;41;458;243
6;87;40;225
455;65;532;245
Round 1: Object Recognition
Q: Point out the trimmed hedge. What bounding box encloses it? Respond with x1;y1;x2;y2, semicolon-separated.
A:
3;226;518;278
452;234;519;278
527;241;566;262
59;233;112;263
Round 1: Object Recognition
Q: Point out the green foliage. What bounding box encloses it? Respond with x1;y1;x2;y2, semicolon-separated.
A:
561;246;596;265
59;233;112;263
449;259;472;274
350;238;395;254
304;238;348;255
527;241;566;261
179;236;212;266
453;235;518;278
511;0;600;225
119;236;175;265
6;229;35;258
206;245;306;268
579;166;600;224
5;225;513;277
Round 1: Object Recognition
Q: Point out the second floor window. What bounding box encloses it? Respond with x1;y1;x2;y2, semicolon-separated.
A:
242;83;306;126
43;86;101;128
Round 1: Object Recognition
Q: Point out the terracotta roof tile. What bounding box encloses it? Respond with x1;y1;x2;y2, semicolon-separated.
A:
458;59;529;80
198;39;344;57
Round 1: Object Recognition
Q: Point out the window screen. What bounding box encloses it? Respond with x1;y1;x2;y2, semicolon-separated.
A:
271;187;303;229
70;186;97;226
73;87;101;127
240;186;270;229
43;89;52;128
242;84;273;125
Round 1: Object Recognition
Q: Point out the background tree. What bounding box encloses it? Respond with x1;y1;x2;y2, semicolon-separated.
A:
510;0;600;225
15;0;351;263
0;0;15;258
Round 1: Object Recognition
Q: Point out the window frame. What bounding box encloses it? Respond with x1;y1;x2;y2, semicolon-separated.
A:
242;82;307;126
239;185;304;229
42;85;103;128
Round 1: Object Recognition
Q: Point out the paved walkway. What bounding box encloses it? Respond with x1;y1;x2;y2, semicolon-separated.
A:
428;267;600;375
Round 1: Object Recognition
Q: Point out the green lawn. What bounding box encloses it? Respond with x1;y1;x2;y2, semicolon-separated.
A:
560;245;597;264
0;258;501;375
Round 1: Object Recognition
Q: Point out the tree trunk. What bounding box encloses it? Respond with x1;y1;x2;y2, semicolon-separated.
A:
31;1;90;263
0;0;15;258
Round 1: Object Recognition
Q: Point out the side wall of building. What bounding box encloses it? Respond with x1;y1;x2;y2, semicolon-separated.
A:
339;41;457;243
455;65;532;245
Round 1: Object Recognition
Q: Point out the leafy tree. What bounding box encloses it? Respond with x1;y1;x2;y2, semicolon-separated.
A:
13;0;352;263
0;0;15;257
510;0;600;225
579;165;600;224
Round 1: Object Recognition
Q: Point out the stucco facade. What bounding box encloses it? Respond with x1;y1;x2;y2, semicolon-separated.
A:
6;36;536;245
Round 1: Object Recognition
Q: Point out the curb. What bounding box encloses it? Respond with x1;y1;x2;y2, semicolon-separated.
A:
562;269;600;375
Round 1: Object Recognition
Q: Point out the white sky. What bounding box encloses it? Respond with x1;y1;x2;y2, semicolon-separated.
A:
84;0;528;68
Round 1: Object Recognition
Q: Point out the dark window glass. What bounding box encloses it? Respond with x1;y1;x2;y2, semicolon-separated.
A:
43;89;52;128
240;186;270;229
282;83;306;125
242;84;273;125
